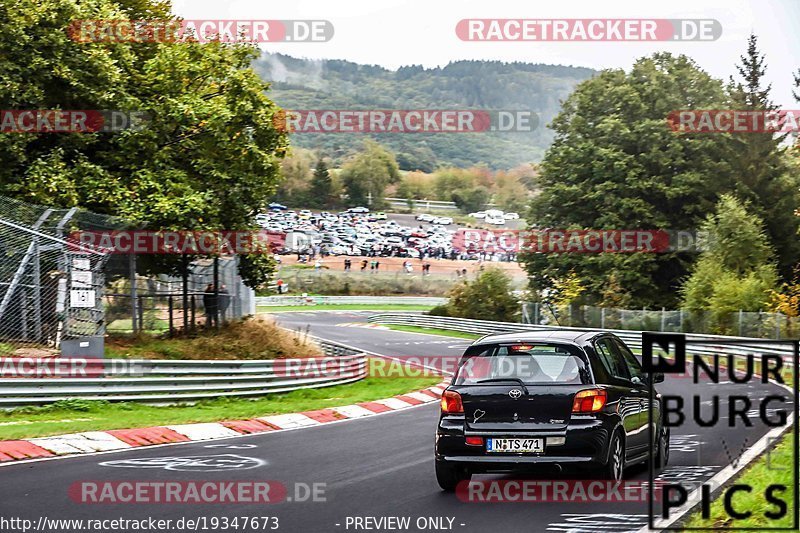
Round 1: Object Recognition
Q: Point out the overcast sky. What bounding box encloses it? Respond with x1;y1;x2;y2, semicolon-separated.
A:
172;0;800;107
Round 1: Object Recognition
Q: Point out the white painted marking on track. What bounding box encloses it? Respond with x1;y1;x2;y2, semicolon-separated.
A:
99;454;265;471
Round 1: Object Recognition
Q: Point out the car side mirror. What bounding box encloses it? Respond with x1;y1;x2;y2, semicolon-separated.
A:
652;373;664;383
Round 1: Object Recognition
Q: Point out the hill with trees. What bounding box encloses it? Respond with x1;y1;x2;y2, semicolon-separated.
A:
252;53;596;170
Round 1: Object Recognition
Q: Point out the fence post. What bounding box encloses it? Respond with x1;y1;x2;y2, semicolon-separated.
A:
32;237;42;341
661;307;666;331
679;309;684;332
182;254;189;332
129;253;137;334
738;310;743;336
190;294;196;331
776;313;780;339
601;307;605;329
168;295;174;337
137;294;144;332
213;256;220;329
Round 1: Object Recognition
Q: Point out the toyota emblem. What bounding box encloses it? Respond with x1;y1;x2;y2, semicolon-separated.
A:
508;388;523;399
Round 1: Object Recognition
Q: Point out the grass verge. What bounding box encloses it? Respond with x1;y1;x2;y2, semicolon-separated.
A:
383;324;481;340
683;433;796;529
0;372;442;440
257;304;434;313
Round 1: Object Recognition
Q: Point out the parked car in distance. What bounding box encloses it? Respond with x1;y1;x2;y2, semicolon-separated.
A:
503;212;520;220
434;331;668;491
268;202;288;211
433;216;453;225
348;206;370;213
469;211;486;218
416;213;435;222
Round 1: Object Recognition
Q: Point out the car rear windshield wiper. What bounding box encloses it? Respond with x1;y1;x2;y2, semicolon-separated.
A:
474;378;529;394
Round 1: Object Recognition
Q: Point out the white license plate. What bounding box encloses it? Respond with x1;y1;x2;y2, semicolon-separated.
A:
486;438;544;453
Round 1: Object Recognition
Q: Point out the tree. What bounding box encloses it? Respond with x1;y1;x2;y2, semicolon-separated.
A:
451;186;490;214
339;141;400;207
0;0;289;288
722;34;799;278
274;148;314;206
308;158;335;208
432;268;520;322
521;53;730;307
681;195;778;332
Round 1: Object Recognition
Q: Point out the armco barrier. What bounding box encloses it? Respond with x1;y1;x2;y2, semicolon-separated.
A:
366;314;796;360
0;339;367;407
256;295;447;307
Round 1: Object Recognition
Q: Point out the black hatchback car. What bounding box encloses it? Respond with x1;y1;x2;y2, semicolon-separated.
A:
435;330;669;490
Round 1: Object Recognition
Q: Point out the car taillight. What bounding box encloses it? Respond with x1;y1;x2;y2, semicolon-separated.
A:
441;390;464;414
572;389;607;413
465;436;484;446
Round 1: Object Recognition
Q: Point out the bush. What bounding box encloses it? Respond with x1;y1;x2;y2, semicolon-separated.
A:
432;268;520;322
428;304;450;316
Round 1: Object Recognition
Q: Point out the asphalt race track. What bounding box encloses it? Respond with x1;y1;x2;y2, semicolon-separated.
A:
0;311;794;533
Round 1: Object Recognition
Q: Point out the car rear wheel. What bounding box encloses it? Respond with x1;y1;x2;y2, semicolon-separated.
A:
599;432;624;482
435;461;471;491
655;427;670;469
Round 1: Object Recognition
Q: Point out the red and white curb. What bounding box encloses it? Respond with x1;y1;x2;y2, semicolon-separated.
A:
0;382;448;464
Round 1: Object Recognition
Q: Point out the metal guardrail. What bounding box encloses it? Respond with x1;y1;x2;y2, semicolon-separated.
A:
256;295;447;307
0;339;367;407
366;314;797;360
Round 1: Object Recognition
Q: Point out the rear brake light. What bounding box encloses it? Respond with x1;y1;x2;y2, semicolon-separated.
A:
510;345;534;351
572;389;607;413
465;436;484;446
441;390;464;414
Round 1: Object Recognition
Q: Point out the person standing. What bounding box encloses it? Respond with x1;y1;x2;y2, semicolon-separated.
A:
203;283;218;328
218;284;231;323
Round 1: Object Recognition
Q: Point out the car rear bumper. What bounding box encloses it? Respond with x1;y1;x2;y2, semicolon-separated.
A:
435;417;616;470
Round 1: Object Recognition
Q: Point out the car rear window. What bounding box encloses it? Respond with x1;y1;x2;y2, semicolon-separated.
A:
453;343;591;385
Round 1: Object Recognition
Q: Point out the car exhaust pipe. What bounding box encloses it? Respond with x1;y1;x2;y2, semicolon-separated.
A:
553;463;563;473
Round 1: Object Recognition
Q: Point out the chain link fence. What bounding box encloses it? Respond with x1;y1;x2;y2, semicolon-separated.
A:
104;256;254;335
0;196;256;357
522;302;800;339
0;196;110;357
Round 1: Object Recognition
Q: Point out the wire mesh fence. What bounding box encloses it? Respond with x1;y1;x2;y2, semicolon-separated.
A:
0;196;110;356
104;256;254;335
522;302;800;339
0;195;256;357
